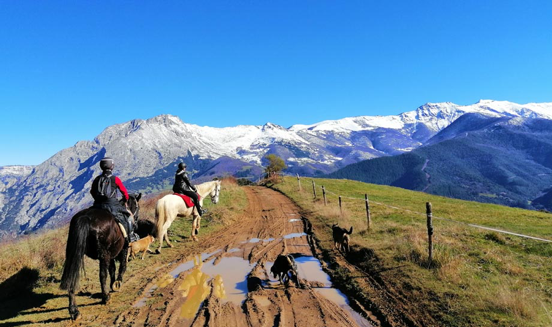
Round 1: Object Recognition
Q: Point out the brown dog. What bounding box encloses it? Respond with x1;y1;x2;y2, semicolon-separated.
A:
127;235;155;261
332;224;353;253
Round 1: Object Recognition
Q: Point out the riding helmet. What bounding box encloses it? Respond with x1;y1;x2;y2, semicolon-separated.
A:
100;157;115;171
178;162;187;170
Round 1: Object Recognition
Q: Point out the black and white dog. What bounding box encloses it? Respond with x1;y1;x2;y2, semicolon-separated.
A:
271;254;299;287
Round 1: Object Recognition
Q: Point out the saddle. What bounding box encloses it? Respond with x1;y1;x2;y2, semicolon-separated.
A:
173;193;201;208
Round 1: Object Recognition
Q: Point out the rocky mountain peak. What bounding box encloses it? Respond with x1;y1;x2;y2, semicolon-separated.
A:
3;100;552;240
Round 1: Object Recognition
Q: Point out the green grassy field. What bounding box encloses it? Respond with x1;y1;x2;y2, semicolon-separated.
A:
272;176;552;327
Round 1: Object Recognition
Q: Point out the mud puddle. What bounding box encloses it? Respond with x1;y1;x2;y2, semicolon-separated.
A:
266;254;373;327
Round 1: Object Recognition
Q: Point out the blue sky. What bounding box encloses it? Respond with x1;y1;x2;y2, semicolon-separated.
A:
1;1;551;166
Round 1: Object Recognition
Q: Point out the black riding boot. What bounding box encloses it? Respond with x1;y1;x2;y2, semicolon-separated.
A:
196;205;206;216
127;218;138;243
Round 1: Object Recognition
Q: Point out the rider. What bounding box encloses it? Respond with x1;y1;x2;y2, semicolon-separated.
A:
90;157;138;243
172;162;205;216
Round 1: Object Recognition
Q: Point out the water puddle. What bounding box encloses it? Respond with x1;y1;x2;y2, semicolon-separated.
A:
169;250;221;278
289;218;302;222
177;255;254;318
134;285;158;308
283;232;307;239
294;256;332;286
266;255;372;327
242;237;275;243
315;288;373;327
134;239;372;326
199;256;255;304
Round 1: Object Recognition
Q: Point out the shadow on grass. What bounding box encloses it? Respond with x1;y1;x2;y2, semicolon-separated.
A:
0;267;63;321
0;316;70;326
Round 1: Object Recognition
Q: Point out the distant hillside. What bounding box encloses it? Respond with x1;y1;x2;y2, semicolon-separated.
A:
327;114;552;210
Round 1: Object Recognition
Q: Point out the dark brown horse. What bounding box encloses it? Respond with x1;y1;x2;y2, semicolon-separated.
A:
60;193;141;321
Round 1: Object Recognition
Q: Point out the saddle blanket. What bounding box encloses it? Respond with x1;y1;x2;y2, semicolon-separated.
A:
174;193;201;208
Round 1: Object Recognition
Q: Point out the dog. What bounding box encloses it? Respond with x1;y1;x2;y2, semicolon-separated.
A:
332;223;353;253
126;235;155;261
270;254;299;287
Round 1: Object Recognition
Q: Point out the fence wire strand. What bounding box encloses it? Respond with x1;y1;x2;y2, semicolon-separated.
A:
312;181;552;243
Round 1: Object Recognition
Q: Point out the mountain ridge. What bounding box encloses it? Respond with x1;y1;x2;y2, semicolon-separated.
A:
326;113;552;210
2;100;552;239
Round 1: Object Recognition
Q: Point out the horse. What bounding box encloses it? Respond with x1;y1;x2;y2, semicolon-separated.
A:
154;179;221;252
60;193;142;321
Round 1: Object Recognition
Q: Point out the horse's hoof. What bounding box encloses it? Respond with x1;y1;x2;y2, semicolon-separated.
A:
192;236;198;242
70;311;81;321
112;280;121;291
194;229;199;235
155;249;161;254
102;294;111;304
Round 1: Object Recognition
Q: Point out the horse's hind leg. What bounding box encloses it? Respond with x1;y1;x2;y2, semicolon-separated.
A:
113;246;127;291
99;257;111;304
162;223;174;248
191;216;199;241
195;214;202;235
108;259;116;291
155;229;164;254
164;229;173;247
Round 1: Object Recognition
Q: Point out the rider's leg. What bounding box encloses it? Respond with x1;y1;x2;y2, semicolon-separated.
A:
182;190;203;216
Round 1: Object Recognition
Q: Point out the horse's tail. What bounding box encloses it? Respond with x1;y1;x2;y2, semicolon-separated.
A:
60;213;90;291
154;198;166;239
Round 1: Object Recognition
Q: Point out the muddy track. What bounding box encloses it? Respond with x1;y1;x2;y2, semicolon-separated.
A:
112;186;372;327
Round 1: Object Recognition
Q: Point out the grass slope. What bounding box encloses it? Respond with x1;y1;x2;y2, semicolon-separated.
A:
273;176;552;327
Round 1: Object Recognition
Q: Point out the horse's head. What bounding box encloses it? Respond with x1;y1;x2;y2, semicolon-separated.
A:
209;180;221;204
126;193;142;220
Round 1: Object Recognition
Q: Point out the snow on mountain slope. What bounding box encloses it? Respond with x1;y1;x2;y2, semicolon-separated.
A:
2;100;552;239
293;100;552;135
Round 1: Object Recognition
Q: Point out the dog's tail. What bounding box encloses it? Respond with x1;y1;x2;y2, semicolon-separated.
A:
347;226;353;234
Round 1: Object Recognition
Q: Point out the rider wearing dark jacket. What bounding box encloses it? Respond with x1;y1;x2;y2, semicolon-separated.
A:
172;163;204;216
91;157;138;242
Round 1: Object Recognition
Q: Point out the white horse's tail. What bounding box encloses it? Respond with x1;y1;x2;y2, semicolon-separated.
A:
154;198;166;239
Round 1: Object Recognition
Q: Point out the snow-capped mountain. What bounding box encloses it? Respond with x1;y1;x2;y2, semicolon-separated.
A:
1;100;552;239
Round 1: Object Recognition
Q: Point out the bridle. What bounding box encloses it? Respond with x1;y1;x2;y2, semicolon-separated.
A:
126;195;140;220
210;183;220;203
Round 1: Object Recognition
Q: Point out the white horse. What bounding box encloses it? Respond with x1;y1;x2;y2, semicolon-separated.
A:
154;179;221;253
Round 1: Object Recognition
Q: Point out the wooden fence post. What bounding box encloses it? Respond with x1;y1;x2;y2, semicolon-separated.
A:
312;180;316;199
322;186;327;206
339;196;342;215
365;194;371;231
297;174;301;191
426;202;433;267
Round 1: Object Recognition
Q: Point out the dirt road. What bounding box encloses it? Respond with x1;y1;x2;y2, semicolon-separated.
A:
114;186;372;327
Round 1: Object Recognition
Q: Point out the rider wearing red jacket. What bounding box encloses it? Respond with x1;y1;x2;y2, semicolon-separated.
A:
91;157;137;242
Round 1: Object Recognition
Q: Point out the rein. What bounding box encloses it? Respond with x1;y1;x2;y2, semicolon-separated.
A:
126;196;140;220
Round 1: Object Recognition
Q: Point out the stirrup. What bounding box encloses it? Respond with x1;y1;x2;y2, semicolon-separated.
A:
129;232;139;243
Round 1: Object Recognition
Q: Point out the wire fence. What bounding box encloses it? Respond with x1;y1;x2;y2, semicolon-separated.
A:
301;177;552;244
